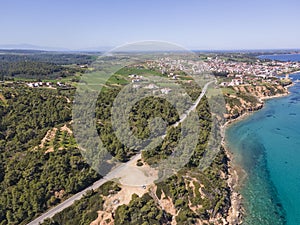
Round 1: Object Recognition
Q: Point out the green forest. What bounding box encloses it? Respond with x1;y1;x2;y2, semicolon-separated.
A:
41;81;230;224
63;67;229;224
0;84;100;225
0;53;230;225
0;51;95;80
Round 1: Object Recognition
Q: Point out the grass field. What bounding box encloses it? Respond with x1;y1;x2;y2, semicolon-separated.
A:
115;66;163;77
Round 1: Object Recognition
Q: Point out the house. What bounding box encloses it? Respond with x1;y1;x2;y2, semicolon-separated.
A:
228;79;243;86
57;82;64;87
27;83;34;88
132;79;140;83
128;74;137;78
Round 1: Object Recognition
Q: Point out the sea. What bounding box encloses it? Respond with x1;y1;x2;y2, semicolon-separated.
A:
258;53;300;62
225;54;300;225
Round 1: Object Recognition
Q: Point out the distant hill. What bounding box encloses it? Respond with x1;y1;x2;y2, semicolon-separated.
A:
0;44;113;52
0;43;71;51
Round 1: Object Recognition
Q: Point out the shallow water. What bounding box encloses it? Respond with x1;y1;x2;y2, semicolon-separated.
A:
226;74;300;225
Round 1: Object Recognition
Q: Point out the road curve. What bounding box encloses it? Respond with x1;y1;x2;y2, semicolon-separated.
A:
27;80;214;225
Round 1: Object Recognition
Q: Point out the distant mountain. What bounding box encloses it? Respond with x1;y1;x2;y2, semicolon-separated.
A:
0;44;70;51
1;43;299;53
75;46;113;52
0;44;114;52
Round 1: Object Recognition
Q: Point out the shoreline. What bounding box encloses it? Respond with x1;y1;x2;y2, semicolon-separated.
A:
288;70;300;75
276;70;300;76
222;84;293;225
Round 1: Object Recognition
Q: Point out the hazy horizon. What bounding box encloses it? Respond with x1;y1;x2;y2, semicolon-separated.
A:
0;43;300;53
1;0;300;50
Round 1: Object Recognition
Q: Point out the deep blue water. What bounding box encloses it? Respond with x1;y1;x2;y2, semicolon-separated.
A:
226;72;300;225
258;54;300;62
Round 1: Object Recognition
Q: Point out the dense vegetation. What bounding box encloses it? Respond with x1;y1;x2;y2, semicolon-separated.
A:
155;149;230;224
141;95;211;166
93;72;229;224
41;181;121;225
95;88;132;162
43;189;104;225
0;61;83;80
0;52;291;224
0;50;95;65
115;193;172;225
0;84;100;224
0;51;95;80
0;56;231;224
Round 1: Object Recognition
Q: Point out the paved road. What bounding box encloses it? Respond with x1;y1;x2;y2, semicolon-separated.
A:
27;80;214;225
27;154;141;225
174;80;214;127
27;179;108;225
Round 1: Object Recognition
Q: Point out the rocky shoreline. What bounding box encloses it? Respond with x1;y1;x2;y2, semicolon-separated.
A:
222;84;292;225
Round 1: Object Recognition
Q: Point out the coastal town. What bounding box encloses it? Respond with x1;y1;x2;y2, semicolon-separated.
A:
147;55;300;87
10;53;298;92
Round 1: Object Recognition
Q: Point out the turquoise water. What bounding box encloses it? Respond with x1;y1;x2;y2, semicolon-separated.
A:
226;74;300;225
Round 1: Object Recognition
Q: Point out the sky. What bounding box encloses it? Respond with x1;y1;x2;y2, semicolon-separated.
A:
0;0;300;50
